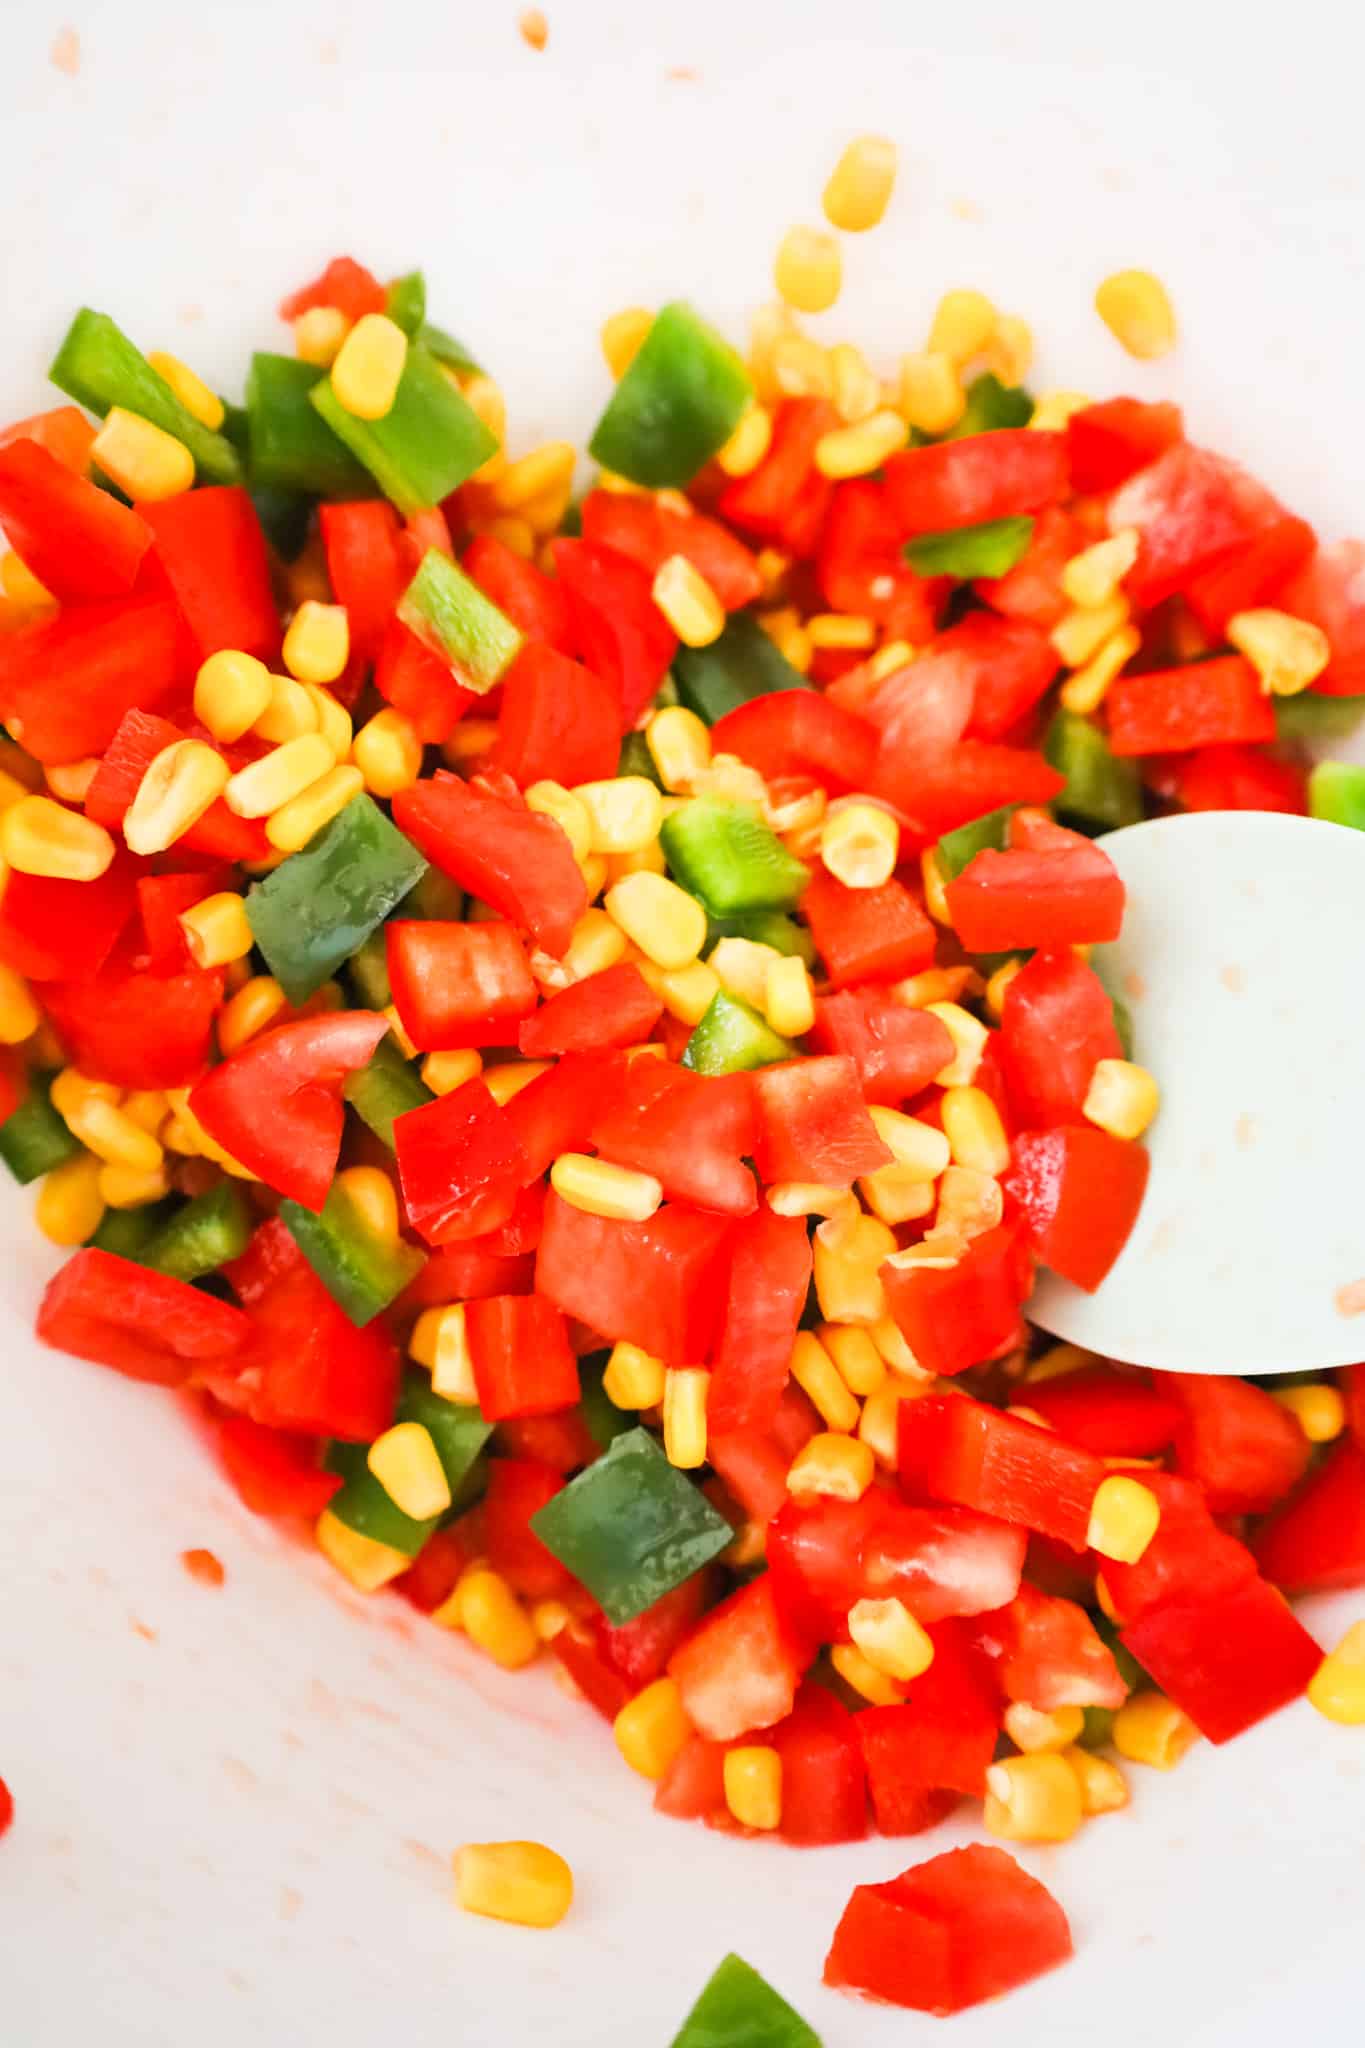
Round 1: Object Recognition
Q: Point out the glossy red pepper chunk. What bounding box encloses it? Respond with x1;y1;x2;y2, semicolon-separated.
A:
1253;1438;1365;1594
667;1575;809;1742
399;1522;485;1617
320;500;407;670
278;255;386;322
550;538;677;728
581;488;762;610
0;597;186;765
750;1055;892;1187
387;919;538;1052
42;960;224;1090
502;1050;629;1183
592;1063;758;1218
857;1628;1000;1806
902;612;1060;744
1066;396;1184;493
1004;1125;1149;1292
1107;654;1276;756
770;1683;869;1845
1165;1370;1311;1516
0;858;136;982
1014;1367;1181;1457
899;1394;1106;1553
874;737;1065;839
478;1458;572;1596
394;1078;529;1245
709;690;878;797
882;1224;1032;1381
1108;443;1253;608
1121;1574;1323;1744
998;947;1123;1129
818;477;947;638
717;398;840;555
492;641;621;790
374;619;477;742
137;868;234;973
809;989;952;1107
1097;1469;1258;1625
215;1412;342;1519
464;1294;580;1421
593;1574;711;1693
801;871;937;988
883;429;1070;536
463;533;576;656
977;1581;1127;1710
1185;513;1316;637
947;838;1124;953
0;436;151;602
0;404;96;474
393;773;586;958
518;961;663;1057
139;486;279;663
1277;539;1365;694
1172;742;1306;815
535;1191;733;1364
706;1210;811;1433
37;1247;253;1389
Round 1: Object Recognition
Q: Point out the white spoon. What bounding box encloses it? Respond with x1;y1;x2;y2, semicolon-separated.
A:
1027;809;1365;1376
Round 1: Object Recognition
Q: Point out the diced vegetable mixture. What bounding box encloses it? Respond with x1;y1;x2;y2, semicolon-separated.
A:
3;131;1364;2032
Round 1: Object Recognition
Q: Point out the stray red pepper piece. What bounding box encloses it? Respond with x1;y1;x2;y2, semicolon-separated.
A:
947;838;1124;953
884;429;1070;537
374;618;477;743
243;1243;400;1442
899;1394;1105;1553
1185;514;1316;637
1098;1469;1258;1625
1172;742;1306;815
519;961;663;1057
37;1247;252;1388
709;690;877;797
998;947;1123;1129
463;533;576;656
1121;1574;1323;1744
1108;443;1252;609
668;1575;809;1742
502;1050;629;1183
536;1191;732;1365
809;989;953;1106
883;1224;1032;1382
387;919;538;1052
718;398;840;554
464;1294;580;1421
0;597;186;765
393;772;586;958
770;1683;869;1845
0;437;151;602
215;1411;342;1519
1004;1125;1149;1292
278;256;386;322
801;870;936;988
750;1054;892;1187
974;504;1083;631
581;488;762;610
492;641;621;791
1277;539;1365;695
138;486;279;663
1253;1437;1365;1594
707;1209;812;1433
479;1458;573;1596
550;538;678;728
1164;1370;1311;1516
393;1078;529;1245
1066;397;1184;493
1015;1367;1181;1457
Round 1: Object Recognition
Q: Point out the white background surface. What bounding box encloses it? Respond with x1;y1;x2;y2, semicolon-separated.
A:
3;2;1365;2041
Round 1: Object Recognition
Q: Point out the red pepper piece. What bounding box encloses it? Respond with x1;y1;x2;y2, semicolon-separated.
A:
709;690;878;797
770;1683;868;1844
899;1395;1106;1552
1004;1125;1149;1292
654;1735;733;1820
883;430;1070;536
278;256;386;322
37;1247;252;1388
400;1244;536;1308
857;1634;1000;1806
1098;1469;1258;1625
581;488;761;610
319;501;406;670
492;641;621;790
457;1179;547;1258
1122;1574;1323;1744
1185;514;1316;637
518;960;662;1057
707;1210;812;1433
1107;653;1275;756
535;1191;732;1364
824;1843;1073;2014
750;1054;892;1186
668;1575;809;1742
374;618;477;742
393;773;586;958
1016;1367;1181;1457
718;398;840;553
817;477;948;637
592;1062;758;1217
801;870;936;988
594;1574;711;1693
1253;1438;1365;1594
947;839;1124;954
86;709;271;865
977;1581;1127;1709
706;1425;798;1530
0;404;96;474
549;538;677;728
1172;742;1306;815
975;504;1084;630
860;1500;1028;1625
809;989;952;1106
1164;1371;1311;1516
1108;443;1252;608
387;919;537;1052
0;437;150;602
0;857;135;982
399;1521;484;1616
552;1620;636;1723
463;533;576;655
896;612;1060;745
874;738;1065;839
502;1050;629;1183
464;1294;580;1421
137;868;233;972
215;1412;341;1519
496;1405;597;1473
0;597;185;765
1277;538;1365;695
883;1225;1032;1381
138;487;279;663
246;1255;400;1442
223;1214;305;1306
43;962;223;1090
393;1078;529;1245
1066;396;1185;493
478;1458;572;1596
998;947;1122;1129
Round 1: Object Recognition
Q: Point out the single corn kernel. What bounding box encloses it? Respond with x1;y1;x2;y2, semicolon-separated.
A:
524;781;594;862
460;374;509;472
177;890;253;969
1095;269;1177;360
331;312;407;420
984;1754;1084;1843
1273;1383;1347;1444
0;964;40;1045
368;1421;453;1521
1082;1058;1161;1143
453;1840;572;1930
603;1340;667;1411
483;1061;551;1106
941;1086;1011;1176
645;705;711;793
1228;607;1331;697
820;802;899;889
758;605;813;673
869;640;916;684
819;1323;887;1398
985;313;1034;387
0;551;55;612
335;1165;399;1241
814;409;907;480
146;350;224;430
1025;1343;1095;1385
491;441;577;514
823;133;897;232
754;547;791;601
193;649;273;744
774;226;842;314
1061;529;1140;610
91;407;193;501
265;763;365;853
857;1167;935;1229
575;776;664;855
920;847;953;924
806;613;876;652
830;1641;904;1706
601;305;653;379
613;1677;692;1781
217;976;288;1055
639;957;719;1027
934;1164;1004;1242
787;1431;876;1502
984;958;1025;1020
98;1161;171;1209
558;908;628;984
2;796;114;881
813;1211;898;1327
293;306;351;366
351;706;423;798
300;683;352;761
826;341;882;426
789;1330;862;1432
458;1567;539;1670
869;1314;928;1380
603;870;707;971
315;1508;410;1591
606;840;668;884
858;1382;918;1469
66;1095;164;1172
1051;594;1131;668
849;1596;936;1682
652;554;725;649
123;738;230;858
225;735;334;819
1307;1620;1365;1725
723;1746;782;1831
928;289;996;364
253;674;320;746
49;1069;120;1122
1030;389;1093;433
715;403;774;478
531;1599;571;1643
768;1182;858;1220
421;1049;484;1097
410;1303;478;1403
765;954;814;1039
482;514;535;557
868;1105;953;1180
927;1001;990;1087
45;758;100;804
1065;1747;1131;1816
281;601;349;687
1113;1690;1200;1769
662;1367;708;1469
1059;623;1141;715
706;936;780;1009
1003;1703;1087;1754
35;1152;106;1246
550;1152;662;1222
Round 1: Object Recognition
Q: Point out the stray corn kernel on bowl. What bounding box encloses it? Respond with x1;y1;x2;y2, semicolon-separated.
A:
4;4;1365;2045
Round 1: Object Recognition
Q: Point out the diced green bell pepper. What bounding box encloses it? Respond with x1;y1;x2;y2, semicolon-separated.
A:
707;908;817;968
1309;759;1365;830
143;1182;254;1282
417;321;481;376
906;515;1035;580
408;867;467;921
661;799;810;918
1276;693;1365;743
557;497;584;538
669;1954;821;2048
342;1033;433;1148
220;400;249;452
530;1426;732;1625
935;802;1019;880
0;1075;80;1184
249;485;314;562
589;302;753;489
396;548;523;694
578;1352;635;1452
385;271;426;335
1109;991;1135;1061
326;1441;440;1556
617;729;664;787
49;309;243;485
245;793;426;1005
682;991;795;1076
310;344;498;515
347;928;393;1010
90;1200;175;1260
673;612;813;725
280;1178;426;1325
941;370;1035;439
1044;709;1144;832
244;354;371;498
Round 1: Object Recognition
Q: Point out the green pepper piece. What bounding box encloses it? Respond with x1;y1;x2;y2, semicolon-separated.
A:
49;308;243;485
417;321;482;376
1109;991;1135;1061
935;802;1020;880
280;1179;426;1325
905;515;1035;580
707;908;817;968
342;1033;434;1148
89;1200;176;1259
346;928;393;1010
396;548;523;694
1044;709;1144;831
589;302;753;488
682;991;795;1076
617;729;664;787
1309;759;1365;830
219;400;250;452
385;271;426;335
578;1352;634;1452
244;354;371;498
0;1075;80;1185
249;485;314;563
1276;693;1365;743
325;1441;439;1556
661;799;810;918
941;371;1035;439
397;1373;494;1499
245;793;426;1005
673;612;814;725
557;498;584;538
310;345;498;515
669;1954;821;2048
531;1427;731;1624
143;1183;254;1283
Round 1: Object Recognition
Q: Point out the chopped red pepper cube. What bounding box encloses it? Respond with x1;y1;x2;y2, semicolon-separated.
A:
1108;443;1253;608
463;533;577;656
902;612;1060;744
592;1062;758;1217
1107;654;1276;756
1165;1370;1311;1516
860;1500;1029;1625
977;1581;1127;1710
1277;538;1365;694
998;947;1123;1129
1015;1366;1181;1457
42;961;225;1090
801;870;936;988
464;1294;580;1421
37;1247;253;1389
1121;1574;1323;1744
392;773;586;958
387;919;538;1052
809;989;953;1106
502;1050;629;1182
883;429;1070;537
393;1078;529;1245
882;1223;1032;1381
492;641;621;790
0;436;151;603
709;690;878;797
518;960;663;1057
1253;1438;1365;1594
594;1573;711;1693
875;738;1065;839
1098;1469;1258;1625
137;867;234;974
668;1574;809;1742
1003;1124;1149;1292
551;1619;636;1722
770;1683;869;1845
581;488;761;610
536;1191;732;1364
215;1412;342;1519
400;1244;536;1309
0;857;136;982
496;1404;596;1475
947;839;1124;953
1066;396;1185;493
550;538;677;728
0;596;186;765
320;500;407;670
718;398;840;553
818;476;947;637
374;618;477;742
479;1458;573;1596
750;1055;892;1187
1185;514;1316;637
278;255;386;322
706;1210;812;1433
399;1521;484;1616
899;1394;1105;1553
139;486;279;663
857;1637;999;1807
247;1258;400;1441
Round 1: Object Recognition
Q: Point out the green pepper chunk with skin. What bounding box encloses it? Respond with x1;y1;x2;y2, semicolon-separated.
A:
311;344;498;515
673;612;814;725
49;308;243;484
1276;693;1365;743
325;1441;439;1556
617;729;664;787
245;793;426;1006
529;1426;732;1625
1309;759;1365;830
707;908;817;968
396;548;523;694
346;928;394;1011
661;799;810;918
0;1074;80;1185
668;1954;822;2048
417;321;482;376
244;354;371;498
589;302;753;488
384;270;426;335
142;1183;254;1283
279;1180;426;1326
1044;708;1144;831
578;1352;634;1452
934;802;1020;880
941;370;1035;439
906;515;1036;581
342;1034;433;1149
682;991;795;1076
396;1373;494;1504
90;1201;176;1261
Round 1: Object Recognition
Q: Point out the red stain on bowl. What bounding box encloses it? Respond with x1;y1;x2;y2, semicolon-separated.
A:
1336;1278;1365;1317
50;27;80;75
182;1547;226;1588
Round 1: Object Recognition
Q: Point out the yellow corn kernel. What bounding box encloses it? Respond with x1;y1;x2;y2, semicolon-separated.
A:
645;706;711;793
216;976;287;1056
523;781;592;863
368;1421;452;1521
754;548;790;603
823;132;897;232
441;718;499;770
45;758;100;804
706;936;779;1010
335;1165;399;1241
985;313;1034;388
788;1329;862;1431
531;1599;571;1643
1228;607;1331;697
122;740;229;860
815;1323;884;1400
984;1754;1084;1844
613;1677;692;1781
349;706;422;798
66;1095;164;1172
774;225;842;314
858;1164;933;1226
767;1182;857;1219
225;735;334;819
1003;1703;1087;1754
421;1048;484;1097
460;374;508;477
723;1746;782;1831
91;407;193;501
606;839;668;884
1307;1620;1365;1725
980;958;1023;1021
293;305;351;366
941;1087;1011;1176
867;1105;953;1181
1;795;114;881
35;1152;106;1246
1095;269;1177;360
926;1001;989;1087
265;763;364;853
1082;1057;1161;1143
253;674;319;746
865;643;913;688
0;964;40;1045
934;1164;1003;1242
1273;1383;1347;1444
638;957;719;1027
550;1152;662;1222
928;289;996;364
177;891;253;969
650;554;724;649
453;1840;572;1929
806;613;876;653
787;1431;876;1502
1024;1343;1094;1385
483;1061;551;1107
820;801;899;889
856;1381;917;1468
601;306;653;379
145;349;224;431
1059;624;1141;716
1051;593;1131;668
767;785;826;846
689;754;769;812
481;514;535;557
49;1069;120;1122
0;551;56;612
1031;389;1093;434
813;408;908;481
757;605;813;673
192;648;272;745
826;343;882;428
714;402;773;478
849;1596;935;1682
315;1507;410;1591
765;954;814;1039
830;1641;904;1706
603;1340;667;1411
870;1313;931;1382
457;1567;539;1670
491;441;576;515
1065;1747;1130;1816
300;683;352;762
98;1161;170;1209
604;870;706;970
1061;529;1140;610
330;312;407;420
554;910;624;986
814;1211;898;1327
1113;1690;1200;1769
918;847;952;926
575;776;664;855
410;1303;478;1403
281;601;349;687
662;1366;708;1470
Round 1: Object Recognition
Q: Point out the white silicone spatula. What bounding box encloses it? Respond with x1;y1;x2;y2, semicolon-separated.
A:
1027;809;1365;1375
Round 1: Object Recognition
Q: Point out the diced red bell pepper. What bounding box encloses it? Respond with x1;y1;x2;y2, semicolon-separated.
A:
1253;1437;1365;1594
717;398;840;555
770;1683;868;1845
496;1402;596;1473
190;1011;390;1210
750;1055;892;1187
85;709;270;865
1185;514;1317;638
552;1620;636;1722
0;1049;22;1126
875;739;1065;840
393;1078;529;1244
580;488;761;611
393;773;585;958
857;1633;1000;1806
883;430;1070;537
1108;444;1253;609
478;1458;572;1596
42;962;224;1089
706;1210;812;1434
246;1248;400;1442
592;1062;757;1217
491;640;620;790
824;1843;1073;2014
1172;742;1306;814
463;1294;580;1422
998;947;1122;1129
706;1426;794;1531
709;690;877;798
947;839;1124;954
139;487;279;663
137;867;232;973
1107;654;1276;756
1004;1125;1149;1292
37;1247;252;1388
1342;1361;1365;1448
502;1050;628;1182
0;404;96;474
215;1412;341;1519
0;438;150;603
549;539;677;728
535;1191;732;1363
1098;1469;1258;1624
1165;1370;1311;1516
903;613;1060;745
899;1394;1106;1554
809;989;952;1107
387;919;538;1052
817;477;947;637
594;1574;711;1693
518;961;662;1057
399;1521;484;1616
399;1244;535;1309
0;597;185;765
1016;1367;1180;1456
0;857;135;982
374;618;476;742
223;1214;305;1306
974;504;1083;631
883;1225;1032;1382
654;1734;729;1821
319;500;406;670
667;1575;809;1742
1066;397;1185;494
977;1581;1127;1710
457;1178;546;1258
1122;1574;1322;1744
278;256;386;322
463;534;576;656
1277;539;1365;695
801;870;936;988
861;1500;1028;1625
